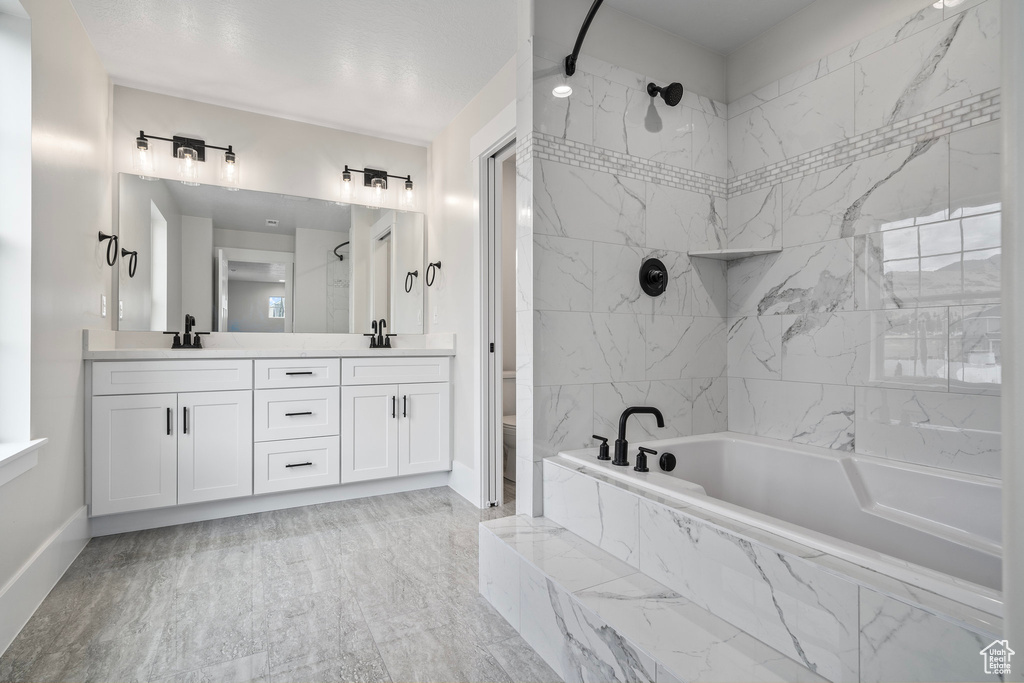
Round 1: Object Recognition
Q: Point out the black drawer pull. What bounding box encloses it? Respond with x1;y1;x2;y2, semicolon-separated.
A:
392;396;396;419
167;407;172;435
285;462;313;468
285;371;314;376
403;395;407;418
183;406;188;434
285;411;313;417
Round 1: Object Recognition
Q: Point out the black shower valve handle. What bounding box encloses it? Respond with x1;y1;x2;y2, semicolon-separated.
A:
592;434;611;461
635;446;656;473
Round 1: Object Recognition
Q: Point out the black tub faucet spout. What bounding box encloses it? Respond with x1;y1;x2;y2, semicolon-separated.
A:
613;406;665;467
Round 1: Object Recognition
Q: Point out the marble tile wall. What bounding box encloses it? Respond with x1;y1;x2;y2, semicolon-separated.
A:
526;42;731;463
723;0;1003;477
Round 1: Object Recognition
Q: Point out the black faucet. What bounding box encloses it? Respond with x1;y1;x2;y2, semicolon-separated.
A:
183;314;196;347
613;406;665;466
377;318;386;348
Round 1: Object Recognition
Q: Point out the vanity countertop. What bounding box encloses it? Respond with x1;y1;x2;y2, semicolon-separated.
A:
83;347;455;360
82;329;456;361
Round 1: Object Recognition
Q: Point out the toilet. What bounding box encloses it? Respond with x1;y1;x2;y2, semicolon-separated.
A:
502;372;516;482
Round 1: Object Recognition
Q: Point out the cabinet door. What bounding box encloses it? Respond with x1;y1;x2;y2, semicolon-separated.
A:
341;384;398;482
178;390;253;505
92;394;177;516
398;383;451;475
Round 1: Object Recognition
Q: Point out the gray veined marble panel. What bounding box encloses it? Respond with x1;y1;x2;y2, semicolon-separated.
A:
533;235;593;312
517;233;534;312
859;589;999;683
728;81;779;121
855;386;1001;476
534;159;646;246
534;56;594;146
519;560;656;683
479;525;521;631
593;243;654;315
650;249;693;317
950;121;1001;218
727;238;855;317
728;185;782;250
593;379;693;442
534;311;647;386
637;500;860;682
692;109;728;179
727;316;783;380
949;304;1002;395
645;315;727;381
691;377;728;434
781;138;949;247
728;377;855;450
728;67;854;177
853;2;1000;134
543;460;640;566
645;183;726;253
533;384;595;457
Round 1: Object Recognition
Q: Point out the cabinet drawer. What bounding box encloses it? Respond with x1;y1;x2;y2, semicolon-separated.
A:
254;437;339;494
254;387;339;442
341;357;450;386
93;360;252;396
254;359;340;389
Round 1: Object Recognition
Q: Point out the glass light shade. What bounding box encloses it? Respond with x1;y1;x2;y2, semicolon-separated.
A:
176;146;200;185
220;149;239;189
340;170;353;200
132;137;155;178
365;177;386;208
399;178;415;210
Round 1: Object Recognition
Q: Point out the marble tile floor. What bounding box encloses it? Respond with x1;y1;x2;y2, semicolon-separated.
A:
0;486;558;683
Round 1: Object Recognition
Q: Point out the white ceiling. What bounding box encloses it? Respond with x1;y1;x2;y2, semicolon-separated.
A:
606;0;819;55
70;0;518;145
228;260;288;283
159;179;352;235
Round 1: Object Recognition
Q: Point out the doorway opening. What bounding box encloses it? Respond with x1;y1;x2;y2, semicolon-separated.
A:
483;140;517;509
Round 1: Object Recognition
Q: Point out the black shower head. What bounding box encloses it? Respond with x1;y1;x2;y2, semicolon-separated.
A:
647;81;684;107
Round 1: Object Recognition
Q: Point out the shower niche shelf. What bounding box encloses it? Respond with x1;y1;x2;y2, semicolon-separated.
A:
687;248;781;261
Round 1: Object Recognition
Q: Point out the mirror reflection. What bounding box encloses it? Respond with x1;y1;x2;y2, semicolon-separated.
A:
116;174;425;334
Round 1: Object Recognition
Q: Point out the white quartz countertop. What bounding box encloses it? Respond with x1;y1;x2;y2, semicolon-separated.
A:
83;347;455;360
82;329;455;360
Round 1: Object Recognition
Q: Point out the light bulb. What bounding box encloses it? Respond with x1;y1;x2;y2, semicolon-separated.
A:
220;147;239;189
552;84;572;98
366;177;386;207
340;168;353;200
177;146;200;186
399;176;415;210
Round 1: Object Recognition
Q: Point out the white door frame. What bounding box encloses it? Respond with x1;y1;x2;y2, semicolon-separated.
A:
218;247;295;332
470;101;516;508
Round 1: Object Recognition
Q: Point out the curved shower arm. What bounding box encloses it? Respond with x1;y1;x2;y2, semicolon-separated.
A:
564;0;604;77
333;241;350;261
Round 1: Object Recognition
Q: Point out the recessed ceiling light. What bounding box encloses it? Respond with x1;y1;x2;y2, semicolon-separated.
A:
552;84;572;98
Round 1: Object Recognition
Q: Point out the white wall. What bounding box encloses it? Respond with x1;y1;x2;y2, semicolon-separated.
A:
531;0;726;103
0;10;32;444
428;56;517;502
227;280;285;333
726;0;933;102
0;0;110;601
501;154;516;379
112;86;428;211
213;228;295;253
181;215;213;330
292;226;340;333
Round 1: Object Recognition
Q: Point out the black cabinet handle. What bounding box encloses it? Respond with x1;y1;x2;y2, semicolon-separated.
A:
285;462;313;468
285;411;313;417
392;396;396;419
403;395;407;418
183;406;188;434
167;407;172;435
285;371;314;376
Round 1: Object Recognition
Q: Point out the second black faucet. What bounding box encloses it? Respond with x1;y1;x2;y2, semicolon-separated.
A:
614;406;665;466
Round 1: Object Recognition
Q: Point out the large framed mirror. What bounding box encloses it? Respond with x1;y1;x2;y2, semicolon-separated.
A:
115;174;425;334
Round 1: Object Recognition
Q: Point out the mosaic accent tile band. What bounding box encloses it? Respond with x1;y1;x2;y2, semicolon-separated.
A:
529;88;1000;201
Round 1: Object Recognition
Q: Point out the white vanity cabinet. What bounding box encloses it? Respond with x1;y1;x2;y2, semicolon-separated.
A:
90;360;254;516
340;358;451;483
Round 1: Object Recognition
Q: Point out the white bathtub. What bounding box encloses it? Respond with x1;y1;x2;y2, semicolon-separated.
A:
559;432;1002;615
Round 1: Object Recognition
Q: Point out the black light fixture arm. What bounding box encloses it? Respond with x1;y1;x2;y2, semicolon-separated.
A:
564;0;605;76
137;130;234;160
343;165;413;189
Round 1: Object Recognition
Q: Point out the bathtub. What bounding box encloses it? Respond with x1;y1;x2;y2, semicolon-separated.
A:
558;432;1002;616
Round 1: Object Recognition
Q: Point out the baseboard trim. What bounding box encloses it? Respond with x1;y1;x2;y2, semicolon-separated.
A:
90;472;451;536
448;460;479;507
0;506;89;658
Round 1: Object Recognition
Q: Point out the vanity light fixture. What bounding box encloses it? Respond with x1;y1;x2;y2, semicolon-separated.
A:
133;131;238;187
340;165;416;209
